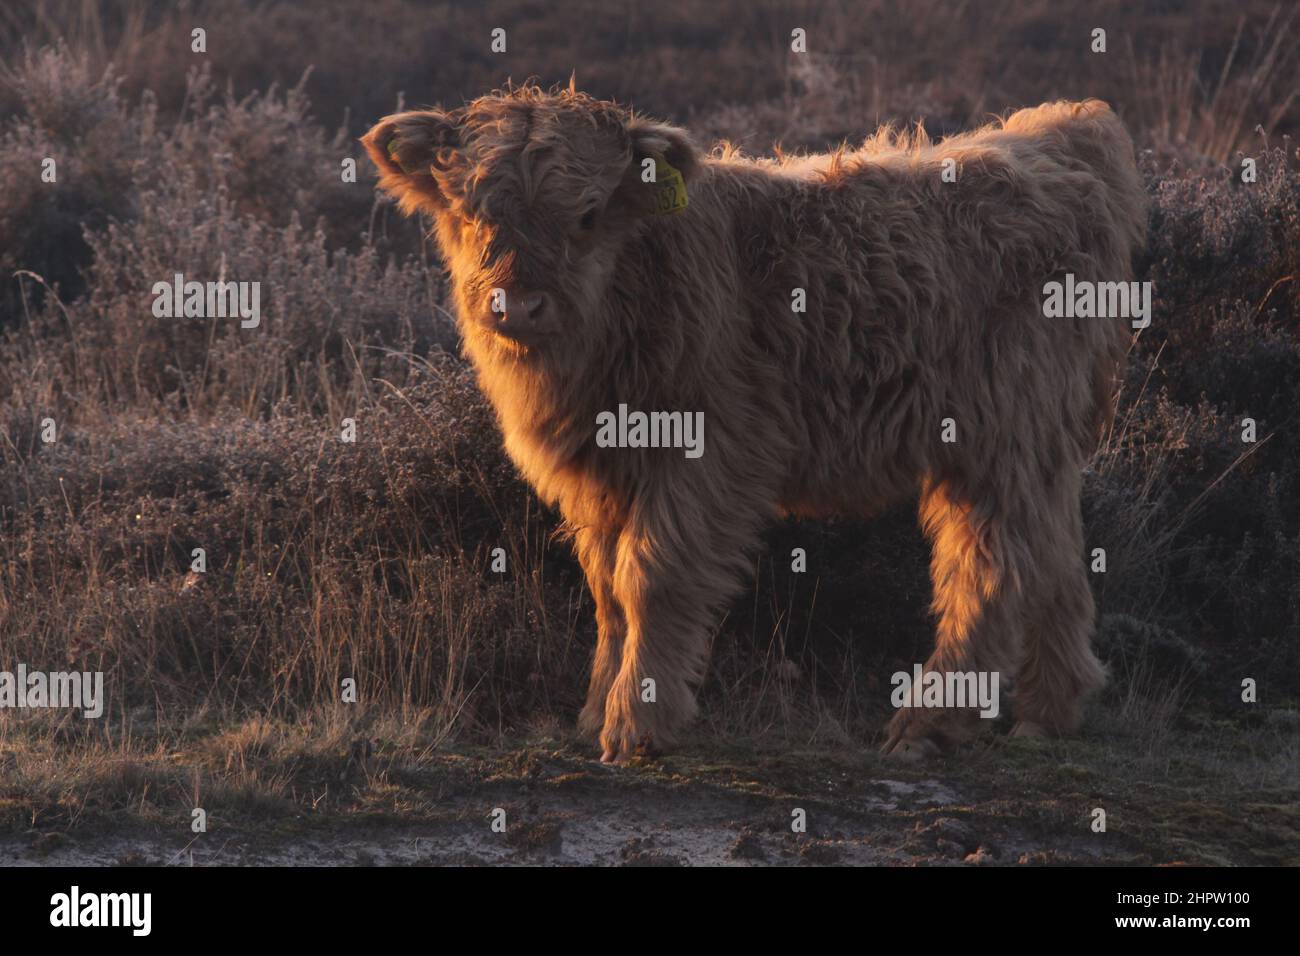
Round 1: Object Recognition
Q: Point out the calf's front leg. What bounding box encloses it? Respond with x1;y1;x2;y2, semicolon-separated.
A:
597;478;765;763
573;525;627;738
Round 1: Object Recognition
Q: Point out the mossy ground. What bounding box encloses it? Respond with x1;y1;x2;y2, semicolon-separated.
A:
3;699;1294;866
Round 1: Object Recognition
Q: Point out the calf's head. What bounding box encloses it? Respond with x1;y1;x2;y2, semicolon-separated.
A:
362;87;697;350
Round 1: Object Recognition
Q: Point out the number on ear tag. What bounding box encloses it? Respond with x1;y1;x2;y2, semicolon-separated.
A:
652;159;688;215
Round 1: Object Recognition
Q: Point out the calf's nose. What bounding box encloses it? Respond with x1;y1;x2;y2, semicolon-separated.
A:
492;289;554;337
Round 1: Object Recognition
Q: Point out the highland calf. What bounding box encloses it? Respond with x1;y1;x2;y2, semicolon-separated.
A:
363;86;1147;762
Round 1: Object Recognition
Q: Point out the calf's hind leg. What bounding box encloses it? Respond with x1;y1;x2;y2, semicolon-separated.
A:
882;478;1026;759
1010;470;1106;736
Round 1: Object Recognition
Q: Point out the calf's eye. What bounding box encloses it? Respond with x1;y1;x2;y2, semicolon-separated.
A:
578;207;599;231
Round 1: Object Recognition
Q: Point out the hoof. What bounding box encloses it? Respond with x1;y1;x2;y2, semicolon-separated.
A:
599;733;657;765
881;705;979;760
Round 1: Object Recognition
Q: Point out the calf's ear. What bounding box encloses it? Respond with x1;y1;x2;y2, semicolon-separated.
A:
627;117;698;182
361;109;461;215
610;116;700;218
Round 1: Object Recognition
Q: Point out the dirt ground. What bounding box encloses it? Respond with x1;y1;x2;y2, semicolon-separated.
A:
4;726;1296;866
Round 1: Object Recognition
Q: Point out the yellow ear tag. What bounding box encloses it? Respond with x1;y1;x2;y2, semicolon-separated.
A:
652;158;688;215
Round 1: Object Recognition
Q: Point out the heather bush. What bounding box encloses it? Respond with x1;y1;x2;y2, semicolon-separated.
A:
1086;146;1300;682
166;66;383;253
1;359;579;728
0;45;148;318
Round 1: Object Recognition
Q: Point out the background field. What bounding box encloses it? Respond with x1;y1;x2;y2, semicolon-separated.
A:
1;0;1297;864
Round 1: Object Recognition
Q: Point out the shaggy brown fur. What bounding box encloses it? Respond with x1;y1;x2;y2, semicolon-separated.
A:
362;85;1147;763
